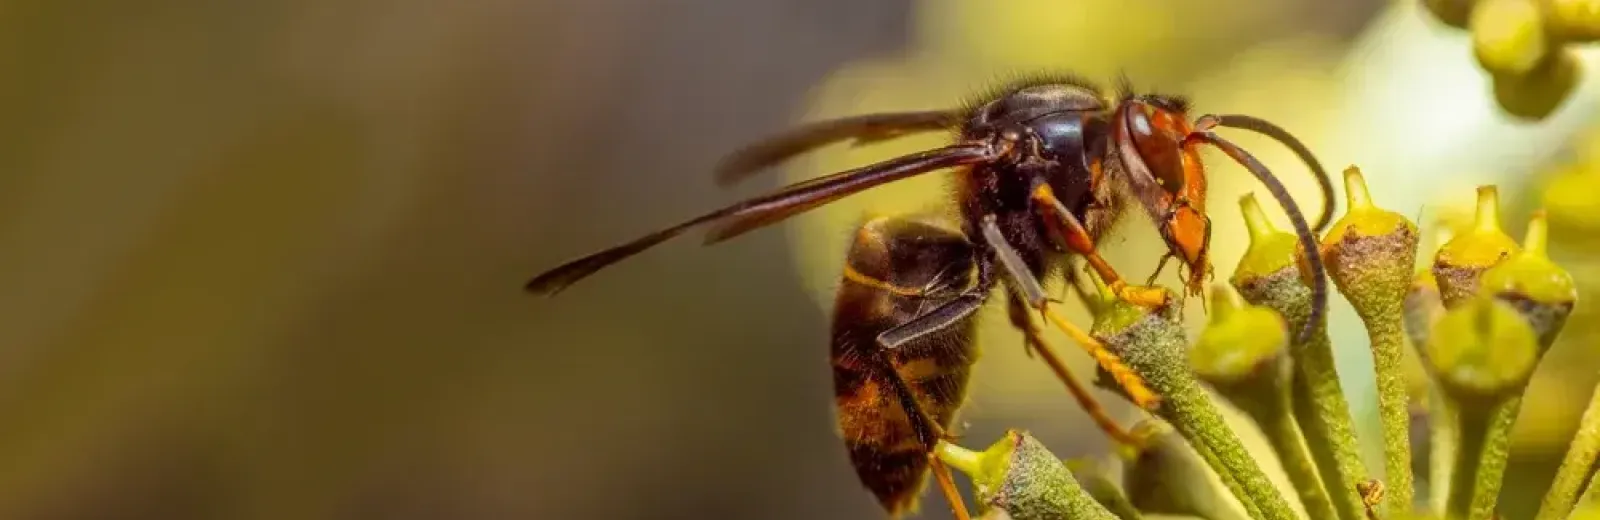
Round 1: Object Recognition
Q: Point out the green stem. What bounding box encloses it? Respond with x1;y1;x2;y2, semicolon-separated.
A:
1581;463;1600;507
1318;165;1420;516
1289;322;1372;520
1094;300;1297;520
1153;365;1267;520
1068;460;1145;520
1447;396;1521;520
1535;380;1600;520
1428;386;1459;517
1239;385;1341;520
1428;294;1543;520
1188;433;1266;520
938;441;984;477
1233;258;1370;520
1366;310;1415;513
1190;286;1335;520
1125;420;1254;520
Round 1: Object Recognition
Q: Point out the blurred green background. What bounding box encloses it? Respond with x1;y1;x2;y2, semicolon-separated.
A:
0;0;1597;519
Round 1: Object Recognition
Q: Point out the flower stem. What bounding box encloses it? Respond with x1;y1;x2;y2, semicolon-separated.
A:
938;440;984;477
1124;419;1254;520
1407;270;1453;515
1067;460;1145;520
1318;166;1420;513
1190;286;1339;520
1581;463;1600;508
1367;312;1415;512
1092;290;1298;520
1535;378;1600;520
1420;185;1532;518
1233;192;1369;520
1428;297;1542;520
1288;353;1372;520
1252;388;1343;520
1447;397;1521;520
1428;385;1459;516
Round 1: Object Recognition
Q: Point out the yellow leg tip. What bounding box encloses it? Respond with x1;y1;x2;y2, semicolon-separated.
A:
1039;306;1163;412
1112;282;1169;308
928;456;973;520
1117;372;1161;411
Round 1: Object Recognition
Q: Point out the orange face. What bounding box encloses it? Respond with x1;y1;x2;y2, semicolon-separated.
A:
1165;201;1211;294
1122;100;1211;294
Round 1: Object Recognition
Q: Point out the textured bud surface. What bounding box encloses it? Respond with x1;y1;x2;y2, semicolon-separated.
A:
1435;186;1521;307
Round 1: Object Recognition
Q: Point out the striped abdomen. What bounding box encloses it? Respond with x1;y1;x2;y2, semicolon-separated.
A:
828;214;984;516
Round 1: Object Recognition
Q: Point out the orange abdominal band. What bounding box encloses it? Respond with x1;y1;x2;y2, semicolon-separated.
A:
842;265;924;297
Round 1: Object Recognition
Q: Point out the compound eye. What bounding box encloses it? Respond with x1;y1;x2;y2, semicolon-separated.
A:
1127;105;1192;198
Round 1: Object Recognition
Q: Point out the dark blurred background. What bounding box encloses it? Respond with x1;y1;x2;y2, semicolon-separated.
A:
4;1;1600;519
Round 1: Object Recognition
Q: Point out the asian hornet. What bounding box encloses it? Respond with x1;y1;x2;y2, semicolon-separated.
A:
525;74;1335;519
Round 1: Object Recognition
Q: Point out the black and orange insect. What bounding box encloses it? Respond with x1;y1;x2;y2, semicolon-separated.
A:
525;74;1334;519
826;211;1138;518
827;213;984;517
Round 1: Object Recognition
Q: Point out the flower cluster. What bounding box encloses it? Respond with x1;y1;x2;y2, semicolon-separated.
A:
1420;0;1597;119
931;168;1585;520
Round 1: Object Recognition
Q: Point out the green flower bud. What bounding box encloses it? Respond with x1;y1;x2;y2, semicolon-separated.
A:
1190;286;1290;388
1429;297;1543;520
1433;186;1520;308
1478;210;1578;348
1427;297;1540;399
1492;48;1582;121
1472;0;1550;76
1319;165;1420;512
1230;193;1369;520
940;432;1117;520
